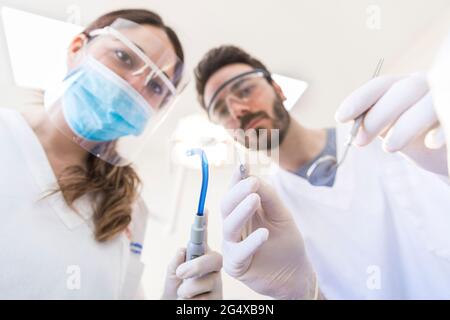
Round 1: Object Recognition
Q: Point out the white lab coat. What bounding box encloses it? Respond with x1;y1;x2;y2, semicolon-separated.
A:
0;108;147;299
270;123;450;299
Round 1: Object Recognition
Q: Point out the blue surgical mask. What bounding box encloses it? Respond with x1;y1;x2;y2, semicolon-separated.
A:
62;56;153;142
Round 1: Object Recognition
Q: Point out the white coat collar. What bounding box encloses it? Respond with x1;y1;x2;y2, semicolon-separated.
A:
12;110;94;230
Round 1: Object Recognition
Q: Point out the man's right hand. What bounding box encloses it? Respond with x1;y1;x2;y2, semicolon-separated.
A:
220;167;320;299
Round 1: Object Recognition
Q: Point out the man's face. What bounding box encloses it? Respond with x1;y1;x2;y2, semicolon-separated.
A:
203;63;290;150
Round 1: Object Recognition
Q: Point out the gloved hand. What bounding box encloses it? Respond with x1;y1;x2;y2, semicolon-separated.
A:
161;213;223;300
220;167;319;299
335;73;448;176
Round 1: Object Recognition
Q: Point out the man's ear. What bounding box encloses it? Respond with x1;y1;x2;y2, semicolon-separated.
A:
67;33;87;68
271;80;287;101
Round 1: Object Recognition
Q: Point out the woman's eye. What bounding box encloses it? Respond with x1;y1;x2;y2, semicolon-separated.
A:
147;79;163;95
115;49;132;66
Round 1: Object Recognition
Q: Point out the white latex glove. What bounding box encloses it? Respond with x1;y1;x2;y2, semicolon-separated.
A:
335;73;448;176
161;213;223;300
220;167;318;300
429;31;450;178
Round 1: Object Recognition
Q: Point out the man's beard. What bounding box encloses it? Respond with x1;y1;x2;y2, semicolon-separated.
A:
233;96;290;150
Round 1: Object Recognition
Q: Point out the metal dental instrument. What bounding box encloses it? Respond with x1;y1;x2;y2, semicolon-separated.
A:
305;58;384;184
338;57;384;166
185;148;209;261
234;144;249;179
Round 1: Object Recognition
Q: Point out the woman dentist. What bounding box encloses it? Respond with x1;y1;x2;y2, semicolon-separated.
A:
0;9;222;299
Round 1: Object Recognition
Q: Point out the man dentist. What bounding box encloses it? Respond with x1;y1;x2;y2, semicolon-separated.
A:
194;45;450;299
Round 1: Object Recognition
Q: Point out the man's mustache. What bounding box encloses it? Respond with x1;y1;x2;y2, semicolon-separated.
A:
240;111;270;130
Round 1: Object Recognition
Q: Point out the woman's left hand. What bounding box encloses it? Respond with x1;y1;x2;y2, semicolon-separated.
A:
161;247;223;300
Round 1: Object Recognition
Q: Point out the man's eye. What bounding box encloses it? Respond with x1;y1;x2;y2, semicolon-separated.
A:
115;50;132;66
216;103;229;116
238;86;253;98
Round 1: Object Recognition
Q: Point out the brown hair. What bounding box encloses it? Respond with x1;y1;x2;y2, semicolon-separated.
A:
58;9;184;242
194;45;270;109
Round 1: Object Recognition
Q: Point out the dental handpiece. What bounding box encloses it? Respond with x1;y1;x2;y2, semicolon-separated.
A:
186;214;206;261
185;148;209;261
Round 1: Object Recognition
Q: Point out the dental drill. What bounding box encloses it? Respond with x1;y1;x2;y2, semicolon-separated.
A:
185;148;209;261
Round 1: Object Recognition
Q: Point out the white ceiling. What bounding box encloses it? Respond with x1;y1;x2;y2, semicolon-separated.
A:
1;0;450;125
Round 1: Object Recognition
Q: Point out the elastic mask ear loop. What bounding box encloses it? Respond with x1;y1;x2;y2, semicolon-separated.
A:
78;36;89;60
63;36;90;81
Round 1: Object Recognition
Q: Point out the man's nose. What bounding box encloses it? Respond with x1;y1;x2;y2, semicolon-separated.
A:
227;96;251;120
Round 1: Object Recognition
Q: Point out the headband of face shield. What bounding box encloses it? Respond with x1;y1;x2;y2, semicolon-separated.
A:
44;18;188;166
206;69;272;124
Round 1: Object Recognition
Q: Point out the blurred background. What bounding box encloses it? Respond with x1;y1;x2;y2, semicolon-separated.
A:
1;0;449;299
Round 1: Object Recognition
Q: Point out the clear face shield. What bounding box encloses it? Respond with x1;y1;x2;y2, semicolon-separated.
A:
44;18;187;166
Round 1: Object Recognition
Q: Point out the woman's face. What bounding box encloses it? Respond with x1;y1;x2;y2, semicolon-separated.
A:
67;23;179;110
